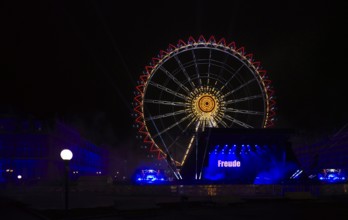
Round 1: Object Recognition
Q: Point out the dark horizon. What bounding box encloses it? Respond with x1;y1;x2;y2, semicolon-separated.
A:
1;0;347;146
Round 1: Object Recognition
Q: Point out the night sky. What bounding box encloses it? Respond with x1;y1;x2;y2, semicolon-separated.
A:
1;0;347;146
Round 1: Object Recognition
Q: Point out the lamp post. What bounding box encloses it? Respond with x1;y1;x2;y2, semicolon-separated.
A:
60;149;73;212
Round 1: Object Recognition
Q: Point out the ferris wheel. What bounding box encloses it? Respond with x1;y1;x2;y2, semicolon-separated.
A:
133;36;275;167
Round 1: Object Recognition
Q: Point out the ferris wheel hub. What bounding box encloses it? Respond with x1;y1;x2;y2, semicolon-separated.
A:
187;87;224;125
198;95;215;112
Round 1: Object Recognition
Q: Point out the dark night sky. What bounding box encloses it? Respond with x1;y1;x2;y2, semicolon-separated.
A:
1;0;347;146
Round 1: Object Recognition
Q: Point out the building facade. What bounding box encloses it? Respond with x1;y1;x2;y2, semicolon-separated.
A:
0;117;108;184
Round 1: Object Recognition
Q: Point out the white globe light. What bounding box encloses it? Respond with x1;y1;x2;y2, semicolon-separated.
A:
17;175;22;179
60;149;73;160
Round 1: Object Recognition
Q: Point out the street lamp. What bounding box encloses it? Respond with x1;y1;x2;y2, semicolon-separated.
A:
60;149;73;212
60;149;73;161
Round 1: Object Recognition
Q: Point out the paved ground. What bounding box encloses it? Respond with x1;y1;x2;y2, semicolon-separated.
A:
1;193;348;220
0;195;48;220
1;183;348;219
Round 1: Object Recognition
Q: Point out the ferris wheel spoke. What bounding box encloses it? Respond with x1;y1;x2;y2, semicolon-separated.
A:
218;120;228;128
145;109;186;121
223;114;254;128
180;120;200;165
225;94;263;105
152;114;192;139
181;134;196;166
220;64;245;91
200;119;207;132
223;78;256;98
167;136;182;151
191;50;202;86
225;108;263;115
159;66;190;93
207;49;212;85
144;99;187;107
176;142;191;153
167;117;197;151
208;118;218;128
174;55;195;89
148;81;187;100
167;135;189;153
206;76;213;88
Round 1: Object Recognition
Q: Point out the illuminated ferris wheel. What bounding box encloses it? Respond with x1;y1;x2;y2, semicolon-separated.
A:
133;36;275;167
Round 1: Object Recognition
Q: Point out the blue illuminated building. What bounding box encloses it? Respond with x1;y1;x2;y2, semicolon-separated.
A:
0;117;108;184
180;128;300;184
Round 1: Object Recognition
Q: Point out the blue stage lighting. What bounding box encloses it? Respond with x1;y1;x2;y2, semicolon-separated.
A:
134;168;168;184
318;169;347;183
290;170;303;179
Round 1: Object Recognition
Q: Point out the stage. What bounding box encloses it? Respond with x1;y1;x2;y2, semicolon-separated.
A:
180;128;300;184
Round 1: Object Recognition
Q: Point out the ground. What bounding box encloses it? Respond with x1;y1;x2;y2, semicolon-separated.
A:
1;190;348;220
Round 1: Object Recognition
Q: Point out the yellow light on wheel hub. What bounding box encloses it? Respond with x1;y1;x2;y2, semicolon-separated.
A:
198;95;215;112
192;93;219;119
187;87;224;126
